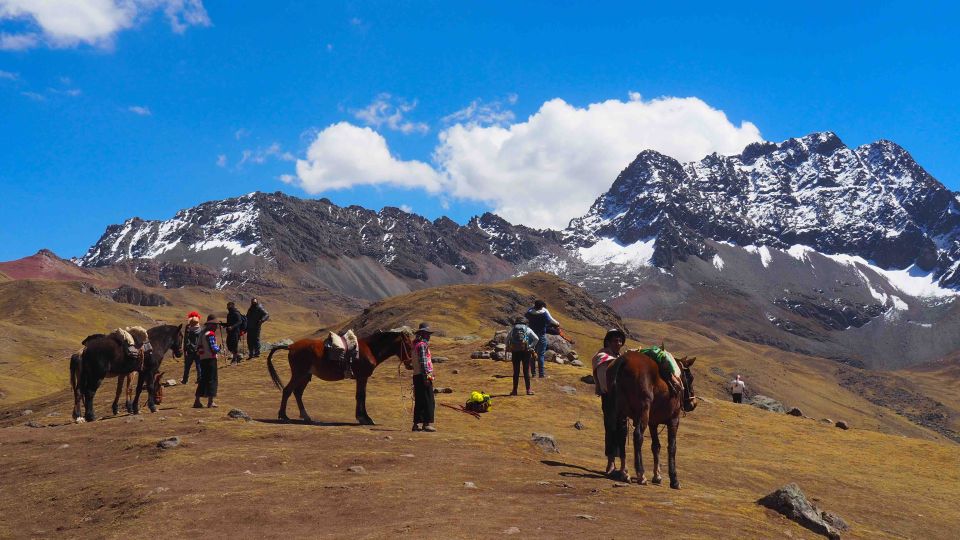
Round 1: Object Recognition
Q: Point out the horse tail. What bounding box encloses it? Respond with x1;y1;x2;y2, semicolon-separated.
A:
70;353;80;394
266;345;289;391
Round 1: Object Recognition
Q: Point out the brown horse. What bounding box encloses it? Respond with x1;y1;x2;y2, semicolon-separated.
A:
610;350;697;489
266;327;415;425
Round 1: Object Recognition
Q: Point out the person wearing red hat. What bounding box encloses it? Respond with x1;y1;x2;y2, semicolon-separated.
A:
181;311;203;384
410;322;436;432
194;314;221;408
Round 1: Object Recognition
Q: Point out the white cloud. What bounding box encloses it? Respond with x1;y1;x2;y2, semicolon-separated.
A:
0;0;209;50
291;94;762;229
234;128;249;140
0;69;18;80
442;97;516;127
399;204;413;213
127;105;151;115
353;93;429;135
216;154;227;167
20;90;44;101
289;122;443;193
238;142;295;167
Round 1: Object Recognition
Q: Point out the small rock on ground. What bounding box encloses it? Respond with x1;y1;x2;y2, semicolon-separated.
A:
574;420;584;430
347;465;366;474
25;421;43;428
580;375;596;385
452;369;460;374
227;408;252;421
575;514;597;521
786;407;803;417
432;356;448;364
163;379;178;387
557;385;577;395
432;387;454;394
835;420;849;430
157;436;181;450
463;481;477;489
21;409;33;416
569;359;584;367
531;432;560;453
503;526;521;535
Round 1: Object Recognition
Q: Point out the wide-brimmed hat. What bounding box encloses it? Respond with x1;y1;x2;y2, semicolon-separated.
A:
603;328;626;345
416;322;434;335
204;314;221;325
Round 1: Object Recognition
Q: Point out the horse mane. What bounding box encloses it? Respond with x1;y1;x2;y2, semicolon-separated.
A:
365;326;413;349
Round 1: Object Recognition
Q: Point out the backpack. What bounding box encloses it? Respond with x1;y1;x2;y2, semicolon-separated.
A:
506;325;530;352
237;313;247;332
183;328;202;355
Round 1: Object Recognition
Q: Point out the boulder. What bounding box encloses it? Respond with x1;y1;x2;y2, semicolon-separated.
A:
347;465;366;474
489;330;508;347
566;350;579;360
786;407;804;417
227;408;252;421
569;359;584;367
531;432;560;453
749;395;786;414
835;420;849;430
432;356;448;364
557;385;577;395
157;436;181;450
581;374;596;385
757;483;843;539
545;334;573;356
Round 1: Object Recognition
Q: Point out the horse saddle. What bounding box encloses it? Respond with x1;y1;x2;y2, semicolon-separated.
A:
325;330;359;378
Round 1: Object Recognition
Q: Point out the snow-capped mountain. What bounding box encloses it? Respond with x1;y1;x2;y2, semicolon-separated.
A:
565;132;960;285
74;132;960;368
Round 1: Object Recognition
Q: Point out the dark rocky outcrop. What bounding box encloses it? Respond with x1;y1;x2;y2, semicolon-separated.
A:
758;483;845;539
111;285;170;307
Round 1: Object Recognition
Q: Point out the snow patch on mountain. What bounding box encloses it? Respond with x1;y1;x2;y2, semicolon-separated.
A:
577;237;656;268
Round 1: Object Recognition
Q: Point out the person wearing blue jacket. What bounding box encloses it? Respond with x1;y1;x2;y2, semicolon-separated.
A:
526;300;559;378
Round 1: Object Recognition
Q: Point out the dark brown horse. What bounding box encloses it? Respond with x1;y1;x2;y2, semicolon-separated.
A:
610;350;697;489
266;328;414;425
71;324;183;423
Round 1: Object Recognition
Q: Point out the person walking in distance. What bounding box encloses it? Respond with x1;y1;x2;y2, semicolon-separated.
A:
505;316;538;396
181;311;203;385
729;374;746;403
194;315;221;408
526;299;560;379
593;328;628;479
409;323;437;432
225;301;244;365
245;298;270;359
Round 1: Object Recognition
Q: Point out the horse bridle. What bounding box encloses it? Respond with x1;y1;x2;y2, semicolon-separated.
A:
398;334;414;368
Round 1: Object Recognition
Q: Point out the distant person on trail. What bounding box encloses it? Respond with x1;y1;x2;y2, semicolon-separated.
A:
505;316;539;396
729;374;746;403
593;328;628;479
181;311;203;385
410;322;437;433
526;299;560;379
194;314;221;408
245;298;270;359
225;301;244;365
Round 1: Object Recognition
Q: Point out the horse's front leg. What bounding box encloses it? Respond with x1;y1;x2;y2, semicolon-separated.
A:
633;405;650;485
125;373;135;413
112;376;124;416
142;370;157;413
668;418;681;489
649;423;663;485
83;377;102;423
355;376;374;425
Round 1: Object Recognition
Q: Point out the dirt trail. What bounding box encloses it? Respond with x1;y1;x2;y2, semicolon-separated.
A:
3;339;960;539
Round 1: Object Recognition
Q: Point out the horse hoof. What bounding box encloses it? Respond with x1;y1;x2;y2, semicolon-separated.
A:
670;480;681;490
74;417;86;424
149;406;157;413
652;476;663;485
111;405;119;416
125;401;134;413
637;476;648;486
358;417;375;426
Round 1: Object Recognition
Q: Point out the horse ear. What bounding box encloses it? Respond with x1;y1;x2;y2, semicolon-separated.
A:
684;356;697;367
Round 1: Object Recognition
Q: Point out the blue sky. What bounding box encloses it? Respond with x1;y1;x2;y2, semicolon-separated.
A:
1;1;958;261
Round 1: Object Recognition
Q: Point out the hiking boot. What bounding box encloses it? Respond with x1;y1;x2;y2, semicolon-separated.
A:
509;390;518;396
423;424;436;432
412;423;422;432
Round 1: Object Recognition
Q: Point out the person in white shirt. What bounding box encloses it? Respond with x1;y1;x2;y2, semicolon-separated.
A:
729;374;746;403
593;328;628;479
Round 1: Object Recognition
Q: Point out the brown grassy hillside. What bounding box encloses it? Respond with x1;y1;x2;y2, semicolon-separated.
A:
0;279;356;405
2;336;958;538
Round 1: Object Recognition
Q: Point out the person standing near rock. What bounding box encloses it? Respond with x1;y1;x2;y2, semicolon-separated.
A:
225;301;244;365
526;299;559;379
245;298;270;359
729;374;746;403
410;322;437;432
181;311;203;385
194;315;221;408
593;328;628;479
506;316;539;396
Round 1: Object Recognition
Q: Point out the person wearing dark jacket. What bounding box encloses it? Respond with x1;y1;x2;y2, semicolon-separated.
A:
225;301;243;365
245;298;270;359
526;299;560;378
181;311;203;384
194;314;221;408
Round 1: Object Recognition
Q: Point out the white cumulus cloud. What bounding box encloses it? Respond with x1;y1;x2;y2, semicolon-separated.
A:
0;0;210;50
287;122;443;193
291;94;762;229
127;105;151;115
